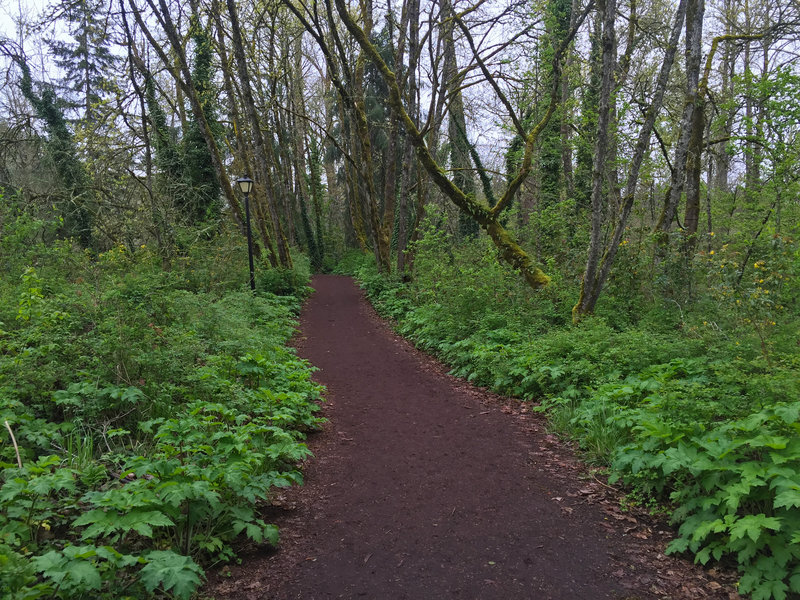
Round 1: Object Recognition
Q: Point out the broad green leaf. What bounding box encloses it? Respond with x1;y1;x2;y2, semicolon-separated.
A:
0;479;28;502
61;545;98;560
31;551;68;583
140;551;203;600
790;572;800;593
691;519;724;543
263;524;279;546
749;434;790;450
68;561;102;590
773;403;800;425
729;515;782;543
755;579;789;600
244;522;265;543
228;505;255;522
74;509;108;528
774;489;800;510
122;510;175;538
665;537;689;554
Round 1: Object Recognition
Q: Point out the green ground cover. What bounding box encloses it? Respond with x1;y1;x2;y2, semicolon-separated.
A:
342;210;800;600
0;226;322;599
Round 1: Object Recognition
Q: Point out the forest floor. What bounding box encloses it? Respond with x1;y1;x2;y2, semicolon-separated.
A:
208;275;741;600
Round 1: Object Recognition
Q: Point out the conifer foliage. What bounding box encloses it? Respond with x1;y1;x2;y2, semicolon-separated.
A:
46;0;120;120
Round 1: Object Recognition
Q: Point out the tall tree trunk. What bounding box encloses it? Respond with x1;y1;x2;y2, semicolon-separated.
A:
328;0;592;290
321;71;343;246
743;0;761;196
441;0;477;238
288;34;321;267
574;10;602;210
682;97;705;243
573;0;688;319
129;0;246;242
289;32;324;268
224;0;292;268
397;0;420;274
574;0;616;317
655;0;705;235
559;0;579;200
340;103;369;251
350;0;391;271
712;0;735;194
210;1;278;266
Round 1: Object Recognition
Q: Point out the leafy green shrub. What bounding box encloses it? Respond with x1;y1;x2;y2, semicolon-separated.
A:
0;234;323;598
612;400;800;600
347;218;800;599
333;249;372;275
258;250;313;298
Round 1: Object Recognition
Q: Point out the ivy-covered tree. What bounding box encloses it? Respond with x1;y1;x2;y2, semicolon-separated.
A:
538;0;573;209
144;72;182;183
13;54;96;248
181;16;222;224
573;9;602;210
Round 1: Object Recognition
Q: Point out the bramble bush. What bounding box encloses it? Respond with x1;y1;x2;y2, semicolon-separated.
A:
0;221;322;598
343;208;800;600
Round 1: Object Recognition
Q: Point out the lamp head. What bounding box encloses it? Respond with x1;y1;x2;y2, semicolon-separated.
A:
236;176;254;194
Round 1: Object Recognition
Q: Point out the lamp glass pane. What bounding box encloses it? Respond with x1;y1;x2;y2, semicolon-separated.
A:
236;178;254;194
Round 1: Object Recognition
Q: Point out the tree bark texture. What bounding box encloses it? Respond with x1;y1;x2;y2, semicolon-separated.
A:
573;0;688;318
656;0;705;235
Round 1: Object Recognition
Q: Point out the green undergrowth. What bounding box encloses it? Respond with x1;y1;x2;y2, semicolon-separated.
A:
0;227;323;599
342;212;800;600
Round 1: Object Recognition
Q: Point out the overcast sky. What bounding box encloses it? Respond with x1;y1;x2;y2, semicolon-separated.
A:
0;0;50;47
0;0;26;40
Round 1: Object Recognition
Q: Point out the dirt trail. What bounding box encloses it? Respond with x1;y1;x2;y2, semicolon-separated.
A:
210;275;739;600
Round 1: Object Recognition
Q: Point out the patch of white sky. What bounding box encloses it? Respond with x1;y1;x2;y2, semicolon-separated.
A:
454;0;542;175
0;0;68;82
0;0;31;43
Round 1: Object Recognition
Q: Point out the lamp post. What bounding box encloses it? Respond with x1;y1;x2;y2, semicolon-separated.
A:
235;176;256;292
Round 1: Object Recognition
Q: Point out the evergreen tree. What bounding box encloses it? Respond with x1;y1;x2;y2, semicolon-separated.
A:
144;74;182;182
46;0;119;121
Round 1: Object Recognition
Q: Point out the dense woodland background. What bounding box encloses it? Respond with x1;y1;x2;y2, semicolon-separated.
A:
1;0;800;597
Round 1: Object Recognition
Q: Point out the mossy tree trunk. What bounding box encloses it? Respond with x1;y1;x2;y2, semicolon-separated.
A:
573;0;616;317
396;0;420;275
210;0;278;266
441;0;478;239
573;0;688;319
655;0;705;236
317;0;594;290
224;0;292;268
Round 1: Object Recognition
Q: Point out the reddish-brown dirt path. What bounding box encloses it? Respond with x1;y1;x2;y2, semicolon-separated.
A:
209;275;740;600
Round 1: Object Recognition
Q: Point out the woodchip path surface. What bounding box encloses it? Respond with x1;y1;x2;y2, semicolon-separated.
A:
208;275;739;600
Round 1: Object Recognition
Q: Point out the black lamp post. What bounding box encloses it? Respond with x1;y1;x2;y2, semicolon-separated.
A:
235;176;256;292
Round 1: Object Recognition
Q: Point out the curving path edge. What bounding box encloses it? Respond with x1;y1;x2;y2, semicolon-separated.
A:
209;275;740;600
